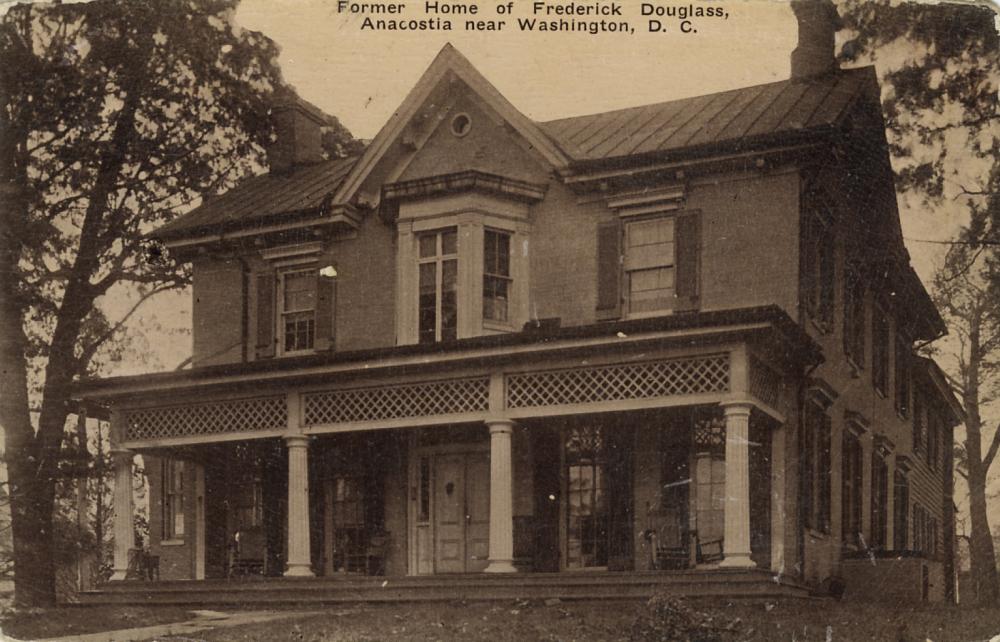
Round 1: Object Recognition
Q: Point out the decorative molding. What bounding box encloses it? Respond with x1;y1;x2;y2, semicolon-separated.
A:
381;170;547;214
260;241;324;261
303;377;491;426
124;396;287;441
873;434;895;457
749;356;783;409
895;454;913;473
607;185;686;218
844;409;870;436
806;377;838;409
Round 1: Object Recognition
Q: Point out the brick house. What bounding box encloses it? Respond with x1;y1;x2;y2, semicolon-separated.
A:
76;4;961;602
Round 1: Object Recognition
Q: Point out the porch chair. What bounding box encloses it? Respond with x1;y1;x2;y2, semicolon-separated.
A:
644;503;697;570
227;529;266;579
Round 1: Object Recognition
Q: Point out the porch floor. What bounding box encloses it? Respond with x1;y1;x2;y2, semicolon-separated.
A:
76;569;813;606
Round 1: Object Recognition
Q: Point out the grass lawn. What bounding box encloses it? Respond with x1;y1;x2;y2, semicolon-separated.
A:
176;599;1000;642
0;605;194;640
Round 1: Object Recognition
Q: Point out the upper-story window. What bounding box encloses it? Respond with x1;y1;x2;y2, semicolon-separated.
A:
912;392;925;454
843;260;866;368
279;268;317;354
895;335;911;417
803;197;835;330
927;410;941;471
625;217;676;315
803;401;832;534
872;303;890;395
483;229;511;323
418;228;458;344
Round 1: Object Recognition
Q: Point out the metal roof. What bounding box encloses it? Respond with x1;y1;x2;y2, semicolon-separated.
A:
156;155;358;239
156;68;874;241
539;67;872;162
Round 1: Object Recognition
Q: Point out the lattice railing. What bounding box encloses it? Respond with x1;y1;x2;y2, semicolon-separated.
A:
303;377;491;426
505;354;730;409
750;356;783;408
124;396;287;442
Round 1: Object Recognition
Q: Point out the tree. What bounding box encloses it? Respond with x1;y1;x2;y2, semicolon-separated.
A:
0;0;356;607
837;0;1000;603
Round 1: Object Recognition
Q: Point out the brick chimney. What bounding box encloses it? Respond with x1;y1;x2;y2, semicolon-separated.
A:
790;0;842;78
267;90;330;174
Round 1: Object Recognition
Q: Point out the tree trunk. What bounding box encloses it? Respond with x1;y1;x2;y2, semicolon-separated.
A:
963;315;1000;604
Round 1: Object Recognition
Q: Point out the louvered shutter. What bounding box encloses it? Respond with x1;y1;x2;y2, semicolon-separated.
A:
314;273;336;351
255;272;276;359
674;212;701;312
596;220;622;318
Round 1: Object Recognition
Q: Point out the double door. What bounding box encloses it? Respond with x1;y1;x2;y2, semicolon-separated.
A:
433;451;490;573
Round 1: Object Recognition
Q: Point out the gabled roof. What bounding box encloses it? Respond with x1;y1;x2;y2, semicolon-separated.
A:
154;46;878;244
156;156;358;240
540;66;873;164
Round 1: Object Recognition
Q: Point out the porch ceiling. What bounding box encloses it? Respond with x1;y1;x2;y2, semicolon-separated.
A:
74;305;820;403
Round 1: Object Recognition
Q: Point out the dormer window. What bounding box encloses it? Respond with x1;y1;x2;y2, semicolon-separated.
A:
279;268;318;354
418;228;458;344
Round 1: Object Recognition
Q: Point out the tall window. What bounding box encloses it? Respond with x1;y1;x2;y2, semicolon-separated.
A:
418;229;458;344
841;430;863;547
803;200;835;329
279;268;317;353
870;450;889;549
912;394;925;455
625;217;675;315
803;402;832;533
927;411;941;471
565;426;609;569
843;261;866;367
893;469;909;550
872;305;890;395
162;459;185;540
483;230;512;323
895;336;911;417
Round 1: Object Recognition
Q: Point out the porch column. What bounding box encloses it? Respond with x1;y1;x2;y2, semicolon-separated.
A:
284;435;314;577
485;419;517;573
109;449;135;581
719;402;755;568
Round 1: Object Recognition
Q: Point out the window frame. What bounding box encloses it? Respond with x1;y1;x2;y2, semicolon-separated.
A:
623;214;677;318
872;302;890;396
277;265;318;356
804;197;836;331
482;228;513;325
841;429;863;548
162;459;185;542
870;448;889;550
843;260;866;370
803;401;832;534
895;334;911;418
417;227;459;344
893;467;909;550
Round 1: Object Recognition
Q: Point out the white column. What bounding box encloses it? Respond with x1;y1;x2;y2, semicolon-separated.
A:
109;449;135;581
770;424;786;574
485;419;517;573
719;402;755;568
284;435;314;577
194;463;206;580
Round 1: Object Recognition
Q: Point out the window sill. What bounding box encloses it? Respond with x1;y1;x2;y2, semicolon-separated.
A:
483;320;515;333
874;387;887;399
625;309;676;321
845;356;863;378
805;528;831;541
160;539;185;547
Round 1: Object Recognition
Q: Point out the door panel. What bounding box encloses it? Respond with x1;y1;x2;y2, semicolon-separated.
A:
465;453;490;572
434;454;466;573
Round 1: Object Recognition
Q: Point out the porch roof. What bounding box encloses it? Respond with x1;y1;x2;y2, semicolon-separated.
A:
73;305;821;402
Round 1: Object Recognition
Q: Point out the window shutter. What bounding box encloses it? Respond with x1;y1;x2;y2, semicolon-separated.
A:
675;211;701;311
596;220;622;318
315;273;336;351
255;272;275;359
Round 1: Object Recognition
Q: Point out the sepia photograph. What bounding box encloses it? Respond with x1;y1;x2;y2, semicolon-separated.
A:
0;0;998;639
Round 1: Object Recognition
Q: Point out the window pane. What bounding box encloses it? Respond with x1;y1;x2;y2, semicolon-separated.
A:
419;234;437;258
628;218;674;247
483;276;509;322
629;267;675;313
441;230;457;255
418;263;436;344
284;272;316;312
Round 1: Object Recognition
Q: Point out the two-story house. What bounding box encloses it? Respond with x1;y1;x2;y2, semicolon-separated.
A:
75;2;961;603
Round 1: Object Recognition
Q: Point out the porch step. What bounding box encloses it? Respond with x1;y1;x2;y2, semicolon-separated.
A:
76;570;812;606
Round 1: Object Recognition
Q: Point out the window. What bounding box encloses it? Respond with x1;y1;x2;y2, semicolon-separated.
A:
803;402;832;534
625;217;675;315
913;504;936;556
279;268;317;354
870;450;889;549
912;394;925;455
483;230;511;323
843;261;866;367
895;336;911;417
236;478;263;529
893;468;909;550
565;425;609;569
927;411;941;471
418;228;458;344
872;304;889;395
803;196;835;329
162;459;185;540
841;430;863;547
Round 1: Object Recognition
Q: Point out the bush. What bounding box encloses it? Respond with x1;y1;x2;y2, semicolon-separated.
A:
629;595;749;642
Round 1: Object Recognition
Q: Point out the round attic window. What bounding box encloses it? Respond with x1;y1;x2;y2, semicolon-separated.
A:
450;113;472;137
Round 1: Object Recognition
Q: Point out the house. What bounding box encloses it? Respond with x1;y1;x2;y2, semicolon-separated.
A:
75;1;962;602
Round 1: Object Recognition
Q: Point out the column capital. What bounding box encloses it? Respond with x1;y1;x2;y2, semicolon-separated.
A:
110;448;134;464
285;434;310;449
720;401;753;418
485;418;515;434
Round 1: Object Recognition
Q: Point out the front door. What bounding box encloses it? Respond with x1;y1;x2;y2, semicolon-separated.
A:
434;452;490;573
